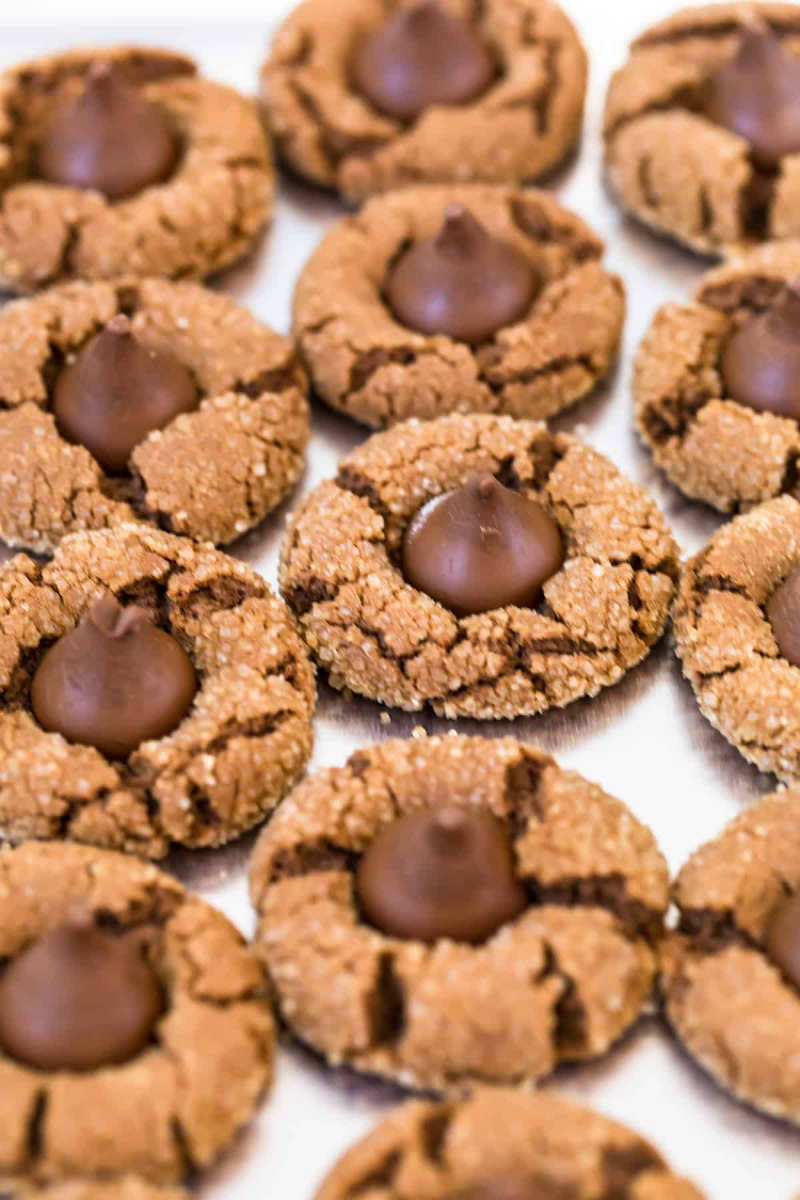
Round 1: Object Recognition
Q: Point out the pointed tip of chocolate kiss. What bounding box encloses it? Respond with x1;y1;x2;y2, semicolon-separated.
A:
475;473;500;499
63;907;96;934
431;805;470;840
436;204;489;256
88;594;151;639
106;313;132;338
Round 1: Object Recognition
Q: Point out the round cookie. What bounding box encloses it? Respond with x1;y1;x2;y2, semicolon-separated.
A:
0;46;274;293
315;1089;706;1199
634;243;800;512
293;185;625;427
604;3;800;257
262;0;587;203
0;523;316;858
672;494;800;783
662;789;800;1123
280;414;679;719
249;735;670;1091
20;1182;189;1200
0;277;310;552
0;840;274;1189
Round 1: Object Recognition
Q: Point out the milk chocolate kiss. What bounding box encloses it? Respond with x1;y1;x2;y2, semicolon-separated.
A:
720;284;800;419
386;205;537;345
765;892;800;991
0;912;163;1072
357;804;527;943
704;21;800;169
37;62;179;199
53;314;198;474
31;595;198;760
767;565;800;666
402;474;563;616
351;0;495;122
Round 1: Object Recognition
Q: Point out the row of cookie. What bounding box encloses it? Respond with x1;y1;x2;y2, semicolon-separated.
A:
268;0;800;261
0;731;795;1195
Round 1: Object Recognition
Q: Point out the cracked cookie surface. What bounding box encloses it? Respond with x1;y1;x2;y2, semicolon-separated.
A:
662;789;800;1123
20;1186;188;1200
0;840;274;1189
249;735;669;1091
0;277;310;552
673;494;800;783
0;46;273;293
603;3;800;256
262;0;587;202
279;414;679;719
634;243;800;511
293;185;625;427
314;1088;706;1199
0;523;316;858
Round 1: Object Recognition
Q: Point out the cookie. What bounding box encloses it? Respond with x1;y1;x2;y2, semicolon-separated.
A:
634;242;800;512
603;4;800;257
314;1088;707;1199
0;277;310;552
280;414;679;719
293;185;625;427
19;1181;189;1200
672;494;800;782
0;46;273;293
662;789;800;1123
250;735;669;1091
0;523;316;858
0;840;274;1189
262;0;587;203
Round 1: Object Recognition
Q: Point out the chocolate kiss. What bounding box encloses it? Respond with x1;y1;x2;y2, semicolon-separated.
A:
37;61;179;199
53;314;199;475
402;473;563;616
767;565;800;666
704;20;800;168
720;284;800;419
386;204;537;345
357;804;527;943
351;0;495;122
765;892;800;991
31;595;198;760
0;911;163;1072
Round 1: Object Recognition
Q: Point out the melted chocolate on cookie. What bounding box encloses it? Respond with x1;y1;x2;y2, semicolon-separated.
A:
37;62;179;199
53;314;198;474
31;595;198;760
402;473;563;615
767;565;800;666
386;204;537;345
351;1;495;123
0;911;163;1072
357;804;527;943
765;892;800;991
704;21;800;169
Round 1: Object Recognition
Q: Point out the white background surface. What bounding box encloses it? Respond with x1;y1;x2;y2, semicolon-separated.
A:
0;1;798;1196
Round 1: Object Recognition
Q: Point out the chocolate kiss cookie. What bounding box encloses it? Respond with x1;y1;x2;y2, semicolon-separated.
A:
31;595;198;761
0;912;163;1072
351;1;495;123
704;20;800;170
766;892;800;990
766;564;800;666
37;62;179;200
402;474;563;616
357;805;527;943
720;283;800;418
314;1090;707;1200
385;205;537;345
53;314;199;474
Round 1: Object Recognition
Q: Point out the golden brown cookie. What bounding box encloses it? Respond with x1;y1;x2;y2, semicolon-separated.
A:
0;523;316;858
0;46;273;293
315;1089;707;1199
0;277;309;552
662;790;800;1124
19;1186;188;1200
604;3;800;257
634;242;800;512
280;414;679;719
263;0;587;203
293;185;625;427
250;735;669;1091
673;494;800;782
0;841;274;1190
